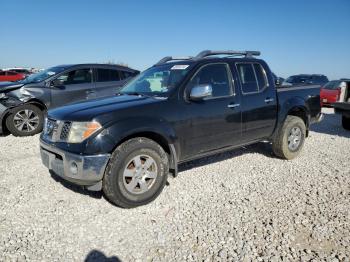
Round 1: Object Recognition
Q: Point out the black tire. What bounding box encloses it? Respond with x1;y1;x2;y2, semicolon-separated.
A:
272;115;306;160
342;116;350;130
6;104;44;137
103;137;169;208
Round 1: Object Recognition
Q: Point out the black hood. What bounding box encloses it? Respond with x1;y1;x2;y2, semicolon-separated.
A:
48;94;164;122
0;82;24;92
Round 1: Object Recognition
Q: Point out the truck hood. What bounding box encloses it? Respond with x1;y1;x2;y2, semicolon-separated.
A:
48;94;164;122
0;82;24;92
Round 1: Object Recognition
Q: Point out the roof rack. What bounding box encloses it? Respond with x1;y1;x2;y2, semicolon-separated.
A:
195;50;260;59
155;56;193;65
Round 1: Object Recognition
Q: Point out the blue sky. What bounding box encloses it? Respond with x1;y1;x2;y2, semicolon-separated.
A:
1;0;349;79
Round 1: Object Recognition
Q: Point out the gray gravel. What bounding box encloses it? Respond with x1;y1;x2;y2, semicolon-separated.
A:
0;108;349;261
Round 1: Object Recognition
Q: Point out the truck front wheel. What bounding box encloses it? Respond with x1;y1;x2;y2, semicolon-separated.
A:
342;116;350;130
272;115;306;160
102;137;169;208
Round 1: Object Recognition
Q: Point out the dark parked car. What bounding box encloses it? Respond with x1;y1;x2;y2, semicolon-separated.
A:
0;64;139;136
40;50;323;208
284;74;329;86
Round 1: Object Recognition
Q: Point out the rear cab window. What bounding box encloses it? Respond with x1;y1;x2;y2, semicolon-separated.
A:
236;63;268;94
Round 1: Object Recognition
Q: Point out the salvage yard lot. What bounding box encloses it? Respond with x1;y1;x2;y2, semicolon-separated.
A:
0;108;349;261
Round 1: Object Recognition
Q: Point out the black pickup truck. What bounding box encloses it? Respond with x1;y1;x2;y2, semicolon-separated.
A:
40;50;323;208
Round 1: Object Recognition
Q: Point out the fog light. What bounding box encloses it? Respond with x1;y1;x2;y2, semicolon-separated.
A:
70;162;78;175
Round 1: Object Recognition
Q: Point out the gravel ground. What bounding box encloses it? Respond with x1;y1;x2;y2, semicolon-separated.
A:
0;108;349;261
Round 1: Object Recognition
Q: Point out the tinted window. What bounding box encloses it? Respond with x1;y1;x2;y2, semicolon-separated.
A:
56;69;92;85
7;71;17;75
254;64;267;90
110;70;121;81
237;64;258;93
120;71;133;79
187;64;231;98
323;80;341;89
97;69;110;82
96;69;121;82
0;71;5;76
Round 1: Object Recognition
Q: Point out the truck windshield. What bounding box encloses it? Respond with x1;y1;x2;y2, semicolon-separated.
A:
120;64;191;96
17;66;67;84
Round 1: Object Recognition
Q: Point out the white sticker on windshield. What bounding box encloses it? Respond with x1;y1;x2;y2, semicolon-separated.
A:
171;65;189;70
47;71;56;76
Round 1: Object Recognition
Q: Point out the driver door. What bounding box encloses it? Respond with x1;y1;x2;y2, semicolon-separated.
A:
181;63;242;159
50;68;93;108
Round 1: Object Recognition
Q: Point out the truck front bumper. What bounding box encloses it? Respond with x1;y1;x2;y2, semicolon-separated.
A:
40;140;110;190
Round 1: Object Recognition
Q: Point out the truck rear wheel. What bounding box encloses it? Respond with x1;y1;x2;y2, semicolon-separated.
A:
6;104;44;137
342;116;350;130
102;137;169;208
272;115;306;160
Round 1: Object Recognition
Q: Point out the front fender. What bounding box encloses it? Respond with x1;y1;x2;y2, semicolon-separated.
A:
84;116;178;155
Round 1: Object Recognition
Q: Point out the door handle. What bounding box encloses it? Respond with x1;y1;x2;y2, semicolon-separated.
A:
264;98;274;103
228;103;240;109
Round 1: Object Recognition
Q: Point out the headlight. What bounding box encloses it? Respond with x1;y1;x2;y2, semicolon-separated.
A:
0;93;6;99
67;121;102;143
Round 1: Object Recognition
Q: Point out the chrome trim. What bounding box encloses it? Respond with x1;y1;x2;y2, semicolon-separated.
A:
190;84;213;100
227;103;240;108
264;98;274;103
40;140;110;185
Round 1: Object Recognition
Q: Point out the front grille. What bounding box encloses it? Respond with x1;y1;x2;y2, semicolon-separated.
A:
60;122;72;140
44;118;71;142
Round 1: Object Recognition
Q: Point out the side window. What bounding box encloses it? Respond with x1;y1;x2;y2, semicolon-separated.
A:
96;69;110;82
253;64;268;90
110;70;121;81
56;69;92;85
120;71;132;79
187;64;231;98
7;71;17;75
0;71;5;75
236;64;258;93
96;69;121;82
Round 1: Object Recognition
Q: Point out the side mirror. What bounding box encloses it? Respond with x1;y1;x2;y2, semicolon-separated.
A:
50;78;65;88
190;84;213;100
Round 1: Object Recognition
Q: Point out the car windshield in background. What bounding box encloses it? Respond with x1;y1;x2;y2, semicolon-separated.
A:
120;64;191;96
17;66;67;84
323;80;341;89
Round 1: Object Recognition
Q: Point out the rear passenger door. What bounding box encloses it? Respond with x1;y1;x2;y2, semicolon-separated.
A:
236;62;277;142
92;68;127;99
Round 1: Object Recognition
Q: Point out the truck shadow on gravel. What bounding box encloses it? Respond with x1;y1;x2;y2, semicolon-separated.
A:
49;171;103;199
310;112;350;138
85;250;121;262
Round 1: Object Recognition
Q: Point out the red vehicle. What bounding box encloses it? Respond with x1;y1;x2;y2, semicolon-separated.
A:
320;80;349;106
0;71;25;82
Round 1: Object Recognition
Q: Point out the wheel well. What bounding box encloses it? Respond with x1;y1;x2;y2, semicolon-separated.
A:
117;131;171;155
287;107;309;136
28;100;47;112
288;107;307;126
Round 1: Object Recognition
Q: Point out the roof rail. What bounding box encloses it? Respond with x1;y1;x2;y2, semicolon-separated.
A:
155;56;193;65
195;50;261;59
